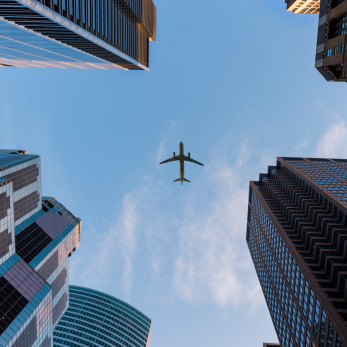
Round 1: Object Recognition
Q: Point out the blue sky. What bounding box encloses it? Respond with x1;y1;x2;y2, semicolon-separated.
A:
1;0;347;346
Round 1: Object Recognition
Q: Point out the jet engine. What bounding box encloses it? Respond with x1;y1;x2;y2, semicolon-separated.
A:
173;152;175;157
188;152;190;158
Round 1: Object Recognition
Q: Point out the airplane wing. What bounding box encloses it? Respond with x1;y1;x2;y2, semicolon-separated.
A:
159;156;179;164
184;156;204;166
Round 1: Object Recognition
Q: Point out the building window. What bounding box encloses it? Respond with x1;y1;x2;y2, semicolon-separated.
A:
300;321;305;347
308;290;314;327
93;0;95;29
306;330;310;347
292;302;297;332
295;311;301;343
313;299;320;338
327;321;334;347
329;13;347;38
299;274;304;307
318;309;327;347
88;0;91;26
342;43;345;52
303;281;308;317
335;333;343;347
327;49;332;57
334;46;339;54
286;327;290;347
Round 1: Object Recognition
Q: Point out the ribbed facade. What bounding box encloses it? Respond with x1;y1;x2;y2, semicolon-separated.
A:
247;158;347;347
53;286;152;347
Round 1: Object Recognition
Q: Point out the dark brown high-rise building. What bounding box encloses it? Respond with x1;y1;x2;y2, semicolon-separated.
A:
283;0;347;82
247;157;347;347
315;0;347;81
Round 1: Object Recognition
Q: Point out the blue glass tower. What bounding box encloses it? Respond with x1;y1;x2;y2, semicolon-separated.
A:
53;285;152;347
0;149;81;347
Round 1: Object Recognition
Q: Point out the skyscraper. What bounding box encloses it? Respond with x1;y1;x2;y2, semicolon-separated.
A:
247;157;347;347
315;0;347;81
53;285;152;347
0;0;156;70
282;0;347;82
263;344;280;347
0;149;81;347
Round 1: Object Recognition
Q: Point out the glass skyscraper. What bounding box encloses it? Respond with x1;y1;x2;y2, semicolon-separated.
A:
53;285;152;347
0;149;81;347
0;0;156;70
247;157;347;347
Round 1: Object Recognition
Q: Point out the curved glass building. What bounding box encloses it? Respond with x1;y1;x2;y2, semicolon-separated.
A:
53;285;152;347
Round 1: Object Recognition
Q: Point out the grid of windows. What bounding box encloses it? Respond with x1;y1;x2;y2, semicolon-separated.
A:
248;192;316;347
329;13;347;39
53;286;151;347
0;150;81;347
15;222;53;264
0;276;29;334
247;157;347;347
287;0;320;14
1;0;155;68
287;159;347;203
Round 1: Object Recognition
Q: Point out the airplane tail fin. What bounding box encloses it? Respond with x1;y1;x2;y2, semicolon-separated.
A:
173;178;181;182
183;178;190;182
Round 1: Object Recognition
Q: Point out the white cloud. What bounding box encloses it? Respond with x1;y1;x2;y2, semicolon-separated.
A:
173;147;262;307
316;120;347;158
76;188;144;297
75;139;263;308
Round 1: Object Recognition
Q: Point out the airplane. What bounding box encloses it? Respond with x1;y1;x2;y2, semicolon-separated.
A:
159;142;204;184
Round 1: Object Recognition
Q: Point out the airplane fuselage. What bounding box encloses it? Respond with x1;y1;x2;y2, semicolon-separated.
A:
179;141;185;182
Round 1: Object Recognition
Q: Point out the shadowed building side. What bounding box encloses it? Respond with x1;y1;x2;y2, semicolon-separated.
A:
282;0;347;82
315;0;347;81
247;157;347;347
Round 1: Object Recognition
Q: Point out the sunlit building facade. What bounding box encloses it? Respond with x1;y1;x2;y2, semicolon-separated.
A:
247;157;347;347
53;285;152;347
0;0;156;70
285;0;320;14
0;149;81;347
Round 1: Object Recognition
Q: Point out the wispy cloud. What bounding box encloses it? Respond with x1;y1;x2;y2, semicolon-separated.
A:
316;120;347;158
77;187;145;298
75;138;263;308
173;142;262;307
